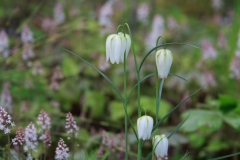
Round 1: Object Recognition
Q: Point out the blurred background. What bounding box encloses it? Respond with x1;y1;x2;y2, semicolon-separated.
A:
0;0;240;159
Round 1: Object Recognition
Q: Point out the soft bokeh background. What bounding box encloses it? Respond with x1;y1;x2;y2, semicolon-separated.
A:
0;0;240;159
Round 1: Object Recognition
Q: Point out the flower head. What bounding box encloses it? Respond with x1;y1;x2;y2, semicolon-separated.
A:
12;127;25;146
0;82;12;113
37;109;51;131
106;32;131;64
24;122;38;152
0;106;14;134
54;3;65;25
0;30;9;52
55;138;69;160
137;115;153;140
39;130;52;146
156;49;173;78
65;112;79;136
21;24;34;43
152;134;168;158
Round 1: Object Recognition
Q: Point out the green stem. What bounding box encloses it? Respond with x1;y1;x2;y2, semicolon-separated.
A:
117;25;124;33
41;143;44;160
72;133;75;160
155;68;159;125
156;79;164;123
7;134;10;160
124;50;128;160
124;22;142;160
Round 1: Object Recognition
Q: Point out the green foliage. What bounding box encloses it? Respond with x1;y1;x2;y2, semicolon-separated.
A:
84;90;106;118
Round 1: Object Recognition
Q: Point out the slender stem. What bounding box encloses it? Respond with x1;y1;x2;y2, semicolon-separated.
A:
155;68;159;124
72;133;75;160
117;25;124;33
156;79;165;123
41;143;44;160
124;22;142;160
44;147;46;160
7;134;10;160
124;50;128;160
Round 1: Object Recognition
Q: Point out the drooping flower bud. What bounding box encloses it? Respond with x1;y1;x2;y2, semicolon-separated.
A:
156;49;173;78
152;134;168;158
137;115;153;140
106;32;131;64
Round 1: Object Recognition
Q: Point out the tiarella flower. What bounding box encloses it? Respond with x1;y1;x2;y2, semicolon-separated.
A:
136;3;149;25
0;30;9;53
55;138;69;160
65;112;79;137
145;15;165;51
201;39;217;60
24;122;38;152
12;127;25;146
22;43;34;61
152;134;168;158
137;115;153;140
21;24;34;43
230;55;240;80
0;82;12;113
99;0;113;27
156;49;173;78
54;3;65;25
0;106;15;134
37;109;51;131
106;32;131;64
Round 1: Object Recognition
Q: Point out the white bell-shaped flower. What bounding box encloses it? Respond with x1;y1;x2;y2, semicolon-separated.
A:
156;49;173;78
152;134;168;158
106;32;131;64
118;32;131;62
137;115;153;140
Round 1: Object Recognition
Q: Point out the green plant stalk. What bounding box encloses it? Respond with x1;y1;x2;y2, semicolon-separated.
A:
123;23;142;160
157;79;164;123
155;69;159;125
72;133;75;160
41;143;44;160
7;134;10;160
43;143;47;160
124;51;128;160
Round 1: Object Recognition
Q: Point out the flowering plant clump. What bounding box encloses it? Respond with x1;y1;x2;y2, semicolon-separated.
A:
0;106;15;134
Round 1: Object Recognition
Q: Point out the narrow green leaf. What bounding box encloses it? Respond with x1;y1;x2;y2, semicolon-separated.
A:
126;73;155;103
152;86;204;132
169;73;187;81
167;112;190;139
62;47;124;102
144;151;153;160
123;103;138;140
180;150;190;160
208;152;240;160
139;43;200;71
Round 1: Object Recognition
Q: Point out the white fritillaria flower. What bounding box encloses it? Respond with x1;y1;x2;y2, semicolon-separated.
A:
137;115;153;140
106;32;131;64
156;49;173;78
152;134;168;158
